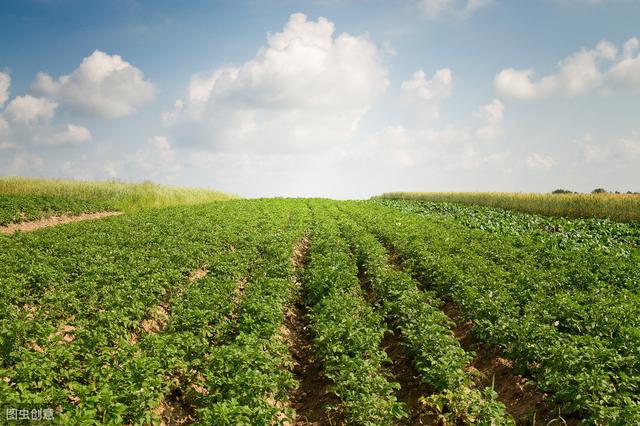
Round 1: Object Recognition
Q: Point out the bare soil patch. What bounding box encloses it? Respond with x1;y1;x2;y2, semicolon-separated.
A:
443;303;578;425
382;328;434;425
357;264;433;425
382;246;572;425
188;268;208;282
154;388;196;426
283;236;343;425
0;211;122;234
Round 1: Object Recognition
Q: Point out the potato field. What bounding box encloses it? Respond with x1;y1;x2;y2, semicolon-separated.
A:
1;197;639;425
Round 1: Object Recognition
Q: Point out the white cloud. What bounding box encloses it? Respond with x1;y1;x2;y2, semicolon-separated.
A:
30;50;156;118
495;38;640;99
526;153;555;170
6;153;45;175
362;125;416;167
618;132;640;159
39;124;92;146
134;136;180;177
475;99;504;139
609;37;640;92
164;13;388;153
401;68;452;119
579;132;640;163
356;97;509;173
582;133;611;163
419;0;495;18
5;95;58;124
0;72;10;107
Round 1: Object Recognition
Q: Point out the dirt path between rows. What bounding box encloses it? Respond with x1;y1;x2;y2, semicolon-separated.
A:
146;267;209;426
381;243;575;425
357;264;432;425
442;302;579;425
283;236;342;425
0;211;123;234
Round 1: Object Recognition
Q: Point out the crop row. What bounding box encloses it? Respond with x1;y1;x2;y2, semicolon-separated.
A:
375;198;640;255
302;204;405;424
375;191;640;223
0;199;303;424
0;194;114;226
345;201;640;424
190;202;310;424
332;205;514;425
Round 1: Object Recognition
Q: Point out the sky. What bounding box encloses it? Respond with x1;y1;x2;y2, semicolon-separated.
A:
0;0;639;198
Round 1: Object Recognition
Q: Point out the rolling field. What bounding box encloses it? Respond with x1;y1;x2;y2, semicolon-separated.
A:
1;192;639;425
0;177;236;226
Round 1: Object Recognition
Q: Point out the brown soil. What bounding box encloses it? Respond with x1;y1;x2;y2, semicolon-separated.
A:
381;245;571;425
188;268;208;282
141;305;170;334
284;300;341;425
382;328;435;425
145;267;211;424
357;264;433;425
283;236;343;425
443;303;578;425
154;388;196;426
0;211;123;234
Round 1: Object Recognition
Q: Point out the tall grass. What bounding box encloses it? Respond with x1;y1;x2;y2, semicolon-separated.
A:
0;177;238;211
376;192;640;223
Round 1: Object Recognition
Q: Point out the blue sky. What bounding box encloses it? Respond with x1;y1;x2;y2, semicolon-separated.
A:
1;0;639;198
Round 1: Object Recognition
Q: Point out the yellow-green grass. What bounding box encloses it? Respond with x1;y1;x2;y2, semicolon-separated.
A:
0;176;238;212
376;192;640;223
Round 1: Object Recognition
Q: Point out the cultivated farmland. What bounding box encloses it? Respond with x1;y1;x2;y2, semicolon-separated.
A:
1;192;639;425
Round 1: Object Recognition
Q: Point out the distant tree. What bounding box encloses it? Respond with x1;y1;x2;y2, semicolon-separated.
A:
552;189;574;194
592;188;608;194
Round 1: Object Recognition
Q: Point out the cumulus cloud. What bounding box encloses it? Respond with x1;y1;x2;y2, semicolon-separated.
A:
5;153;45;175
134;136;180;177
30;50;156;118
164;13;388;152
619;134;640;159
608;38;640;91
0;72;9;107
38;124;92;146
357;97;509;173
361;125;416;167
419;0;495;18
474;99;504;139
5;95;58;124
579;132;640;163
495;38;640;99
526;153;555;170
401;68;453;119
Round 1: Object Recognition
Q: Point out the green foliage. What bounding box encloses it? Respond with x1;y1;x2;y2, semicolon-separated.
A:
347;200;640;424
2;196;638;425
336;209;513;425
0;194;114;226
375;191;640;223
0;199;305;424
0;177;237;225
303;205;407;424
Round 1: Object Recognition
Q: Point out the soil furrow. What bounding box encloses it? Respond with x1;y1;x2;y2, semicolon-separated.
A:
384;244;576;425
357;264;431;425
0;211;122;234
442;303;579;425
284;236;341;425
